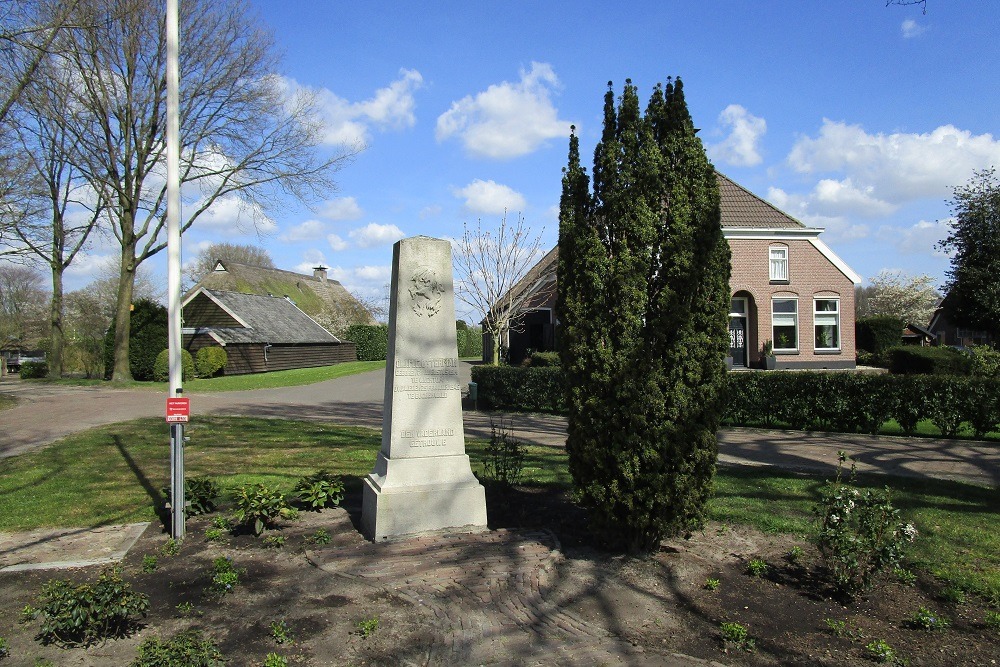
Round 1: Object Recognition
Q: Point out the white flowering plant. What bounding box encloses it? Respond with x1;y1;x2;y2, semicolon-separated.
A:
814;452;918;598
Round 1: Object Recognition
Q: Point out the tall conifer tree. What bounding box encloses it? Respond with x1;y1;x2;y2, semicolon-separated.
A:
557;78;730;552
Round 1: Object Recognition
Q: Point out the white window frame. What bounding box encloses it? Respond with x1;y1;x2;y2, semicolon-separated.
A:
769;245;788;282
813;298;840;351
772;297;798;352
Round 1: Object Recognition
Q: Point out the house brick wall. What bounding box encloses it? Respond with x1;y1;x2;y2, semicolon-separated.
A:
729;238;856;369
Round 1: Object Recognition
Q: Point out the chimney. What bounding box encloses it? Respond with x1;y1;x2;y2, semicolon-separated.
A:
313;265;328;284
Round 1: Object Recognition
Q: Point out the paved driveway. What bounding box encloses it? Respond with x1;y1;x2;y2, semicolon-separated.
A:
2;366;997;487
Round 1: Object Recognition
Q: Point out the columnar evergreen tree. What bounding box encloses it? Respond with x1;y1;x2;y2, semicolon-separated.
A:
557;78;731;552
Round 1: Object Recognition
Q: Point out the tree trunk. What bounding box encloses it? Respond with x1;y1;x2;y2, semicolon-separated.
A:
48;264;63;379
491;329;501;365
111;246;137;382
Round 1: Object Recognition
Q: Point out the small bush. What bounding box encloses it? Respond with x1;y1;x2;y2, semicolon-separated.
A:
262;535;285;549
470;365;565;412
19;361;48;379
0;635;8;659
856;316;905;357
887;346;970;375
152;348;195;383
162;477;220;516
33;566;149;646
270;619;293;644
907;606;950;631
745;558;769;577
232;483;295;535
207;557;244;595
293;471;344;510
865;638;902;664
482;418;526;488
305;528;331;545
342;324;388;361
526;351;560;367
129;629;225;666
141;554;158;573
814;454;917;598
356;617;379;639
719;621;754;652
262;654;287;667
195;346;227;378
703;578;721;591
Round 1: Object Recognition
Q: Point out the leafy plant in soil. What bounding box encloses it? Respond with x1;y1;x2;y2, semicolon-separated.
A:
129;629;225;666
293;470;345;510
29;566;149;647
232;482;296;535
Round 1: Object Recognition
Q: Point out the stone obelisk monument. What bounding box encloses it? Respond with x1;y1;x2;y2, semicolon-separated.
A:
362;236;488;540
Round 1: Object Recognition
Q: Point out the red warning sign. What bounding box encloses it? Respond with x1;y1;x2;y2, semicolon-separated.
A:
166;397;190;423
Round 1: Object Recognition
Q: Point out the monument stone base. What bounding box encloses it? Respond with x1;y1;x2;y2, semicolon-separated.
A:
362;452;487;541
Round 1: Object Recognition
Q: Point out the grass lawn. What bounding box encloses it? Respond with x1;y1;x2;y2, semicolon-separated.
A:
18;361;386;393
2;416;996;604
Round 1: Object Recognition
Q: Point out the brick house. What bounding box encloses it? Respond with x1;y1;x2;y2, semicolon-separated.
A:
489;173;862;370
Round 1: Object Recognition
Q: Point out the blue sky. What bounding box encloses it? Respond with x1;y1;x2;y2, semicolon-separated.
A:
68;1;1000;321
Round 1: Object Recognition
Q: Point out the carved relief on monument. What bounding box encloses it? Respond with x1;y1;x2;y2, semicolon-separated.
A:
408;266;445;317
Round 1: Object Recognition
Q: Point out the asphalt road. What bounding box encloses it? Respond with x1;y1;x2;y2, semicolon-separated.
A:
2;364;997;488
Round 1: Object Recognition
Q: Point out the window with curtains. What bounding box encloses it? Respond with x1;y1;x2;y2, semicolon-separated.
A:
772;298;798;351
814;298;840;351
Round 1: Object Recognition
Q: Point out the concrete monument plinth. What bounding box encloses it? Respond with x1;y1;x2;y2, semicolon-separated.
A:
362;236;487;540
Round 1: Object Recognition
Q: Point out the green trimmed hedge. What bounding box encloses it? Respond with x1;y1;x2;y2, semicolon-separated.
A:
470;365;565;413
342;324;388;361
472;366;1000;438
153;349;196;382
195;346;227;378
887;346;971;375
456;326;484;358
19;361;48;379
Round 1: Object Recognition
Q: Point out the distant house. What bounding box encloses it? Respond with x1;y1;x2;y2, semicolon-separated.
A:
182;288;356;375
488;172;862;369
902;323;936;346
186;261;375;334
928;293;994;348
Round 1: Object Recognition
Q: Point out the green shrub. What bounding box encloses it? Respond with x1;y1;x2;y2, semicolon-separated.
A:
18;361;48;379
482;418;526;488
814;455;918;598
470;365;565;413
195;346;227;378
526;351;560;367
0;635;8;660
456;325;484;358
161;477;220;516
342;324;388;361
153;349;196;383
232;483;295;535
856;316;905;356
130;629;225;666
32;566;149;646
207;556;244;595
104;299;168;381
293;471;344;510
887;346;971;375
262;653;287;667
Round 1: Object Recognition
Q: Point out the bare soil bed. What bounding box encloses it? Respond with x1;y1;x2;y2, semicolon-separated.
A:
1;486;997;666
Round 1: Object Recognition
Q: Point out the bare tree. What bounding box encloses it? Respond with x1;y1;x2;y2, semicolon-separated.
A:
0;261;47;351
11;52;103;377
184;241;274;288
453;213;545;365
42;0;355;380
857;270;941;325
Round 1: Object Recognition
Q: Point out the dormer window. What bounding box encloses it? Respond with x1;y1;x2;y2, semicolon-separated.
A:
769;245;788;282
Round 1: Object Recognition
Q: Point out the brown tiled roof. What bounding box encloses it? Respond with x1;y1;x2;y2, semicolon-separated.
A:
717;172;805;229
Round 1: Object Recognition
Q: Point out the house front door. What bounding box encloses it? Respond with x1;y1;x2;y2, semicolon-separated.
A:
729;297;748;368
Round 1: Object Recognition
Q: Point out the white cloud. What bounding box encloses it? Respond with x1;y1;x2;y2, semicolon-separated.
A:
709;104;766;167
348;223;405;248
281;69;423;147
767;187;871;243
877;218;952;256
280;219;327;242
293;249;328;275
436;62;574;159
327;233;348;251
319;197;363;221
322;264;392;294
787;119;1000;203
901;19;927;38
191;195;276;234
453;179;526;215
419;204;442;219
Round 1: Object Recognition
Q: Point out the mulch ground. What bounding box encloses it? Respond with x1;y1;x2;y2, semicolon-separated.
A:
0;486;997;666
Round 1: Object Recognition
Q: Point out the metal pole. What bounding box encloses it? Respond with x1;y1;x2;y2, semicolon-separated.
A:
166;0;184;540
